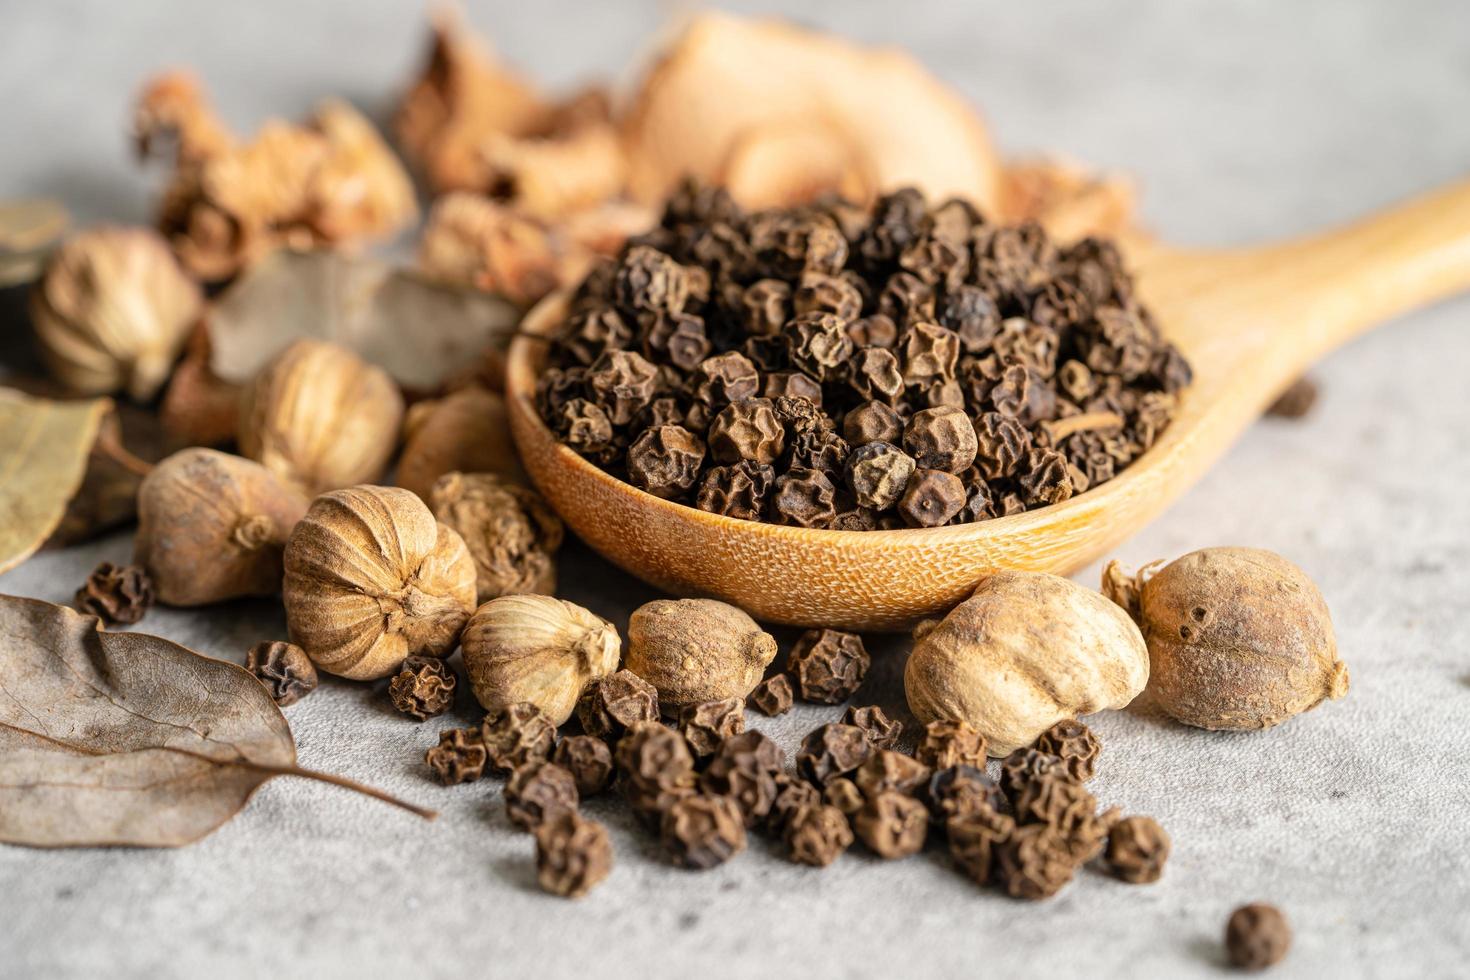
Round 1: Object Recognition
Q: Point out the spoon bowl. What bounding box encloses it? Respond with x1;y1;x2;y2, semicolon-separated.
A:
506;180;1470;629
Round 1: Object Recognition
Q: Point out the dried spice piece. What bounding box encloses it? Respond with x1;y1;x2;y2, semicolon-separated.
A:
1104;815;1170;884
397;386;524;502
662;793;747;869
700;731;782;827
245;640;319;707
481;702;557;774
426;727;488;785
823;778;864;816
627;424;706;499
842;705;902;750
854;791;929;859
797;723;873;787
855;750;930;800
615;721;697;822
552;735;615;797
947;805;1016;884
915;720;989;770
999;748;1065;802
1010;770;1116;862
1226;904;1291;970
784;803;854;867
677;698;746;757
1105;549;1348;732
993;823;1078;900
539;185;1187;531
504;760;580;831
768;777;822;834
925;765;1005;823
577;669;659;739
747;674;794;716
696;460;774;521
74;562;154;626
626;598;777;710
388;656;458;721
430;472;563;603
535;812;612;899
787;628;871;704
1035;718;1101;781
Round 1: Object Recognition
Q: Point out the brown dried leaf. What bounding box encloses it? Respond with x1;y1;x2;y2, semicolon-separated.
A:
204;251;520;393
47;402;168;547
0;390;108;574
0;595;433;848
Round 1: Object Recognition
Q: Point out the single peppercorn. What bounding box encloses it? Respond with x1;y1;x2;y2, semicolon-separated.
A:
747;674;795;716
74;561;153;626
1035;718;1102;781
615;721;697;824
844;441;916;512
915;720;989;770
504;760;580;832
707;398;785;465
768;776;821;835
1225;904;1292;970
481;702;556;774
903;407;979;474
387;656;457;721
534;812;612;899
787;628;871;704
855;750;931;800
1105;815;1171;884
993;823;1078;900
425;727;488;785
770;467;837;528
677;697;746;757
700;730;782;828
662;793;747;869
1011;770;1117;862
854;791;929;859
797;723;873;787
696;461;774;521
947;805;1016;885
626;424;706;499
552;735;614;797
924;765;1005;823
842;705;903;750
784;803;854;867
1000;747;1066;802
577;669;659;739
843;400;904;447
823;777;864;816
898;468;967;527
245;640;318;707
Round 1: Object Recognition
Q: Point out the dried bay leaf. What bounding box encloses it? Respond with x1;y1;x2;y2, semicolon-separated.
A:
205;250;520;394
0;595;434;848
0;389;108;574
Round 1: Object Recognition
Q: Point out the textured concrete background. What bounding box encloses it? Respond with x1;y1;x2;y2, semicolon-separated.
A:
2;1;1469;978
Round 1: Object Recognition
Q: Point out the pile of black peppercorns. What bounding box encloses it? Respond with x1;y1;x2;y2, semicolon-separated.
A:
536;181;1191;529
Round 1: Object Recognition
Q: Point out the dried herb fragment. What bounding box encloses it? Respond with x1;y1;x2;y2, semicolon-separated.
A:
784;803;854;867
505;760;580;831
74;562;154;626
854;791;929;859
787;628;871;704
246;640;319;707
1034;718;1101;781
797;723;873;787
678;697;746;757
1105;815;1171;884
577;669;659;739
553;735;615;797
842;705;903;750
747;674;794;716
1226;904;1292;970
388;656;458;721
662;793;747;869
481;702;556;774
535;812;612;899
915;720;988;770
426;727;488;785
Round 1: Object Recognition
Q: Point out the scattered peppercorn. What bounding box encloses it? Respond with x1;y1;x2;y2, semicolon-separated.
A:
481;702;556;774
924;765;1005;823
245;640;318;707
74;561;153;626
615;721;697;825
915;719;989;770
747;674;795;716
504;760;580;832
577;669;659;739
538;186;1190;530
842;705;903;750
1000;747;1066;802
797;723;874;787
534;812;612;899
994;823;1077;900
947;805;1016;884
387;656;457;721
700;731;783;828
823;777;864;816
677;697;746;757
854;750;931;800
1105;815;1171;884
854;791;929;859
787;628;870;703
425;727;488;785
768;776;821;834
784;803;854;867
662;793;747;869
1035;718;1102;781
552;735;614;797
1225;903;1292;970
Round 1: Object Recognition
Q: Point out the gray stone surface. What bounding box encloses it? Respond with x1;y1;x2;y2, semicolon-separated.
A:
2;2;1468;978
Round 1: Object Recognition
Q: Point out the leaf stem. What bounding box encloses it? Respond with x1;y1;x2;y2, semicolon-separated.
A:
257;762;439;820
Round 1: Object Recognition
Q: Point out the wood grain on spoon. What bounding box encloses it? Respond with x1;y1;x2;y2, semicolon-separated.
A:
506;179;1470;629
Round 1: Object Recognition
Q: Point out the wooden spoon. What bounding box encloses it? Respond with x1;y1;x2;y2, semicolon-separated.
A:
506;180;1470;629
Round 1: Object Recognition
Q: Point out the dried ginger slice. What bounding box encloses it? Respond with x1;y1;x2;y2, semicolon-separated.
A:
622;12;1002;212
